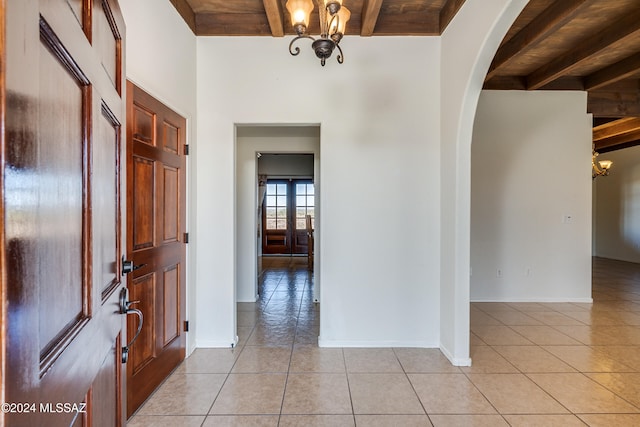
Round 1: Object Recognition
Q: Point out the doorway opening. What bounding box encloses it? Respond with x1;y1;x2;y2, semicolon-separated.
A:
234;125;320;347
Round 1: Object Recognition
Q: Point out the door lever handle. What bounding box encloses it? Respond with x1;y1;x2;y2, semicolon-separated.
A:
121;255;146;275
119;288;144;363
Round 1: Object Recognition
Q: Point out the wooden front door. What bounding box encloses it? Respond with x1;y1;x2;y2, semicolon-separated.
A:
125;81;187;417
2;1;126;426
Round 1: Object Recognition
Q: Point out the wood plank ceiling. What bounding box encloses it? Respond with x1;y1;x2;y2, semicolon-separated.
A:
170;0;640;152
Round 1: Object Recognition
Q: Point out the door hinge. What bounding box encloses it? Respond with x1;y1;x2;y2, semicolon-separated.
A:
184;144;190;155
183;232;189;243
183;320;189;332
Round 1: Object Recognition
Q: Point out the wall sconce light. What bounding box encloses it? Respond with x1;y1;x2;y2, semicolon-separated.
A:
592;147;613;179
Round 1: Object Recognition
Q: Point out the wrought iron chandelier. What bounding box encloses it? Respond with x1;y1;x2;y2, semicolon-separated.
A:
592;146;613;179
286;0;351;66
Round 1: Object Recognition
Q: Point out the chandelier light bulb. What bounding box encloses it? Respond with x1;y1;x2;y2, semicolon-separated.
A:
599;160;613;170
286;0;314;34
294;10;307;24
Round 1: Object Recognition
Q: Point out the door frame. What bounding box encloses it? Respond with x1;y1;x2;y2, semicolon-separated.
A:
124;80;189;417
254;158;319;301
234;125;321;330
125;79;194;357
261;177;314;256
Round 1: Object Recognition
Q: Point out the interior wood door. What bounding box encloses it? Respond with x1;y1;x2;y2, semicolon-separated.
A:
126;81;187;417
1;1;126;426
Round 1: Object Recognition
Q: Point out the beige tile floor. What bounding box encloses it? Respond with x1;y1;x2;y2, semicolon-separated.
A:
128;257;640;426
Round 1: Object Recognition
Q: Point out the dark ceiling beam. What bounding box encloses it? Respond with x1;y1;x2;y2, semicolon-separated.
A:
360;0;383;36
594;128;640;151
527;10;640;90
597;139;640;153
439;0;466;33
371;12;439;35
484;76;585;91
589;102;640;118
538;76;585;91
584;53;640;91
593;117;640;142
483;76;526;90
486;0;587;81
588;88;640;118
263;0;285;37
169;0;196;34
195;13;272;36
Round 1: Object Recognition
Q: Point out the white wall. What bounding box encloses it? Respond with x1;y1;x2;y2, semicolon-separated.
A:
119;0;198;351
593;145;640;263
471;91;593;302
440;0;528;365
197;36;441;348
119;0;537;361
236;126;320;303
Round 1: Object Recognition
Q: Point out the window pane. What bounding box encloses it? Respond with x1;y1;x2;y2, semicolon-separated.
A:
266;207;276;218
277;207;286;218
277;195;287;207
266;195;276;206
307;184;314;195
307;195;314;206
276;219;287;230
267;219;277;229
296;219;306;230
266;184;276;195
307;207;314;218
296;207;306;218
296;195;306;207
296;183;306;194
277;183;287;194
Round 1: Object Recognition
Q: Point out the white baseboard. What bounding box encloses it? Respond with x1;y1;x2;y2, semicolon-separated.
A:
318;338;438;348
471;297;593;303
439;344;472;367
195;337;238;348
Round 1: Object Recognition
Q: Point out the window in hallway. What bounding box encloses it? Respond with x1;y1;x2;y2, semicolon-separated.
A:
263;180;314;256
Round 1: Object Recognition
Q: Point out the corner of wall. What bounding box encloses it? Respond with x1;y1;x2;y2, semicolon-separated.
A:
438;0;529;363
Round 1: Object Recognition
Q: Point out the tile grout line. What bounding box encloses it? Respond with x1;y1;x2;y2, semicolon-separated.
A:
277;260;309;425
393;347;433;424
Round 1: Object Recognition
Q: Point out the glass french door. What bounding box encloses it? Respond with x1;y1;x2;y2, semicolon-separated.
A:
262;179;314;255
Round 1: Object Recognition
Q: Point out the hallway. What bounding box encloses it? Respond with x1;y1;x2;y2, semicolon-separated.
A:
128;257;640;426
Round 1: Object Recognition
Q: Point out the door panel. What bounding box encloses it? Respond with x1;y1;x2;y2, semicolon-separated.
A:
292;181;314;255
97;103;122;300
2;1;126;426
130;273;156;374
132;156;155;249
37;26;89;371
164;265;180;345
126;81;187;417
263;181;291;254
163;166;180;242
